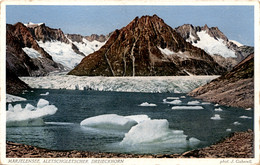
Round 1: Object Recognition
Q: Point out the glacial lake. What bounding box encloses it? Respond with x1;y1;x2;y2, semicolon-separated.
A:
6;89;254;154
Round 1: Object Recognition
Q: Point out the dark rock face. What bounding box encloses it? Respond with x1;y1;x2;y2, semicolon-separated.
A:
6;67;30;95
188;54;254;109
69;15;226;76
28;23;70;44
6;23;63;77
175;24;254;70
85;33;111;42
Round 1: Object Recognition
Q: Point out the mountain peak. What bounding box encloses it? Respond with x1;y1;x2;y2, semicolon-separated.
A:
69;15;225;76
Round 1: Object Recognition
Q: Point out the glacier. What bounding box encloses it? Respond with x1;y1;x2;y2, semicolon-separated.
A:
193;31;236;58
6;99;58;127
20;75;218;93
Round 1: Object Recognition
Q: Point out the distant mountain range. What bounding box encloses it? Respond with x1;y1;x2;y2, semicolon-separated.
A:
6;15;254;94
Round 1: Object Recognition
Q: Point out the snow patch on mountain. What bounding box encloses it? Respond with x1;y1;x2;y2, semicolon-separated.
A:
37;41;84;69
71;38;105;56
192;31;236;58
22;47;42;58
24;22;44;26
230;40;244;47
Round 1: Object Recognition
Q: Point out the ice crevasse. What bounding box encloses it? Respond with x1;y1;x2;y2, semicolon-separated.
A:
6;99;58;127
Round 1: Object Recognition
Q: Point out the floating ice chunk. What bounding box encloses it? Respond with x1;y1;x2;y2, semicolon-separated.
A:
180;96;186;98
188;137;201;147
187;101;200;105
171;106;203;110
24;104;35;111
40;92;49;96
13;104;23;112
80;114;138;130
37;99;49;108
45;122;74;125
163;99;182;104
8;104;14;112
6;94;26;103
166;97;179;100
202;102;211;105
210;114;222;120
214;108;223;112
245;108;252;111
139;102;157;107
120;119;200;147
226;128;232;132
6;100;58;127
214;104;219;106
239;116;252;119
233;121;241;125
125;115;151;123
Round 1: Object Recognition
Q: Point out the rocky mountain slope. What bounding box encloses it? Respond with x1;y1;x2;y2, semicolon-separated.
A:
69;15;226;76
188;53;254;109
176;24;254;70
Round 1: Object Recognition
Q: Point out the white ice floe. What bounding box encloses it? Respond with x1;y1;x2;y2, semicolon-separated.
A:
20;75;218;93
192;31;236;58
214;108;223;112
6;94;27;103
233;121;241;125
40;92;49;96
139;102;157;107
80;114;138;130
214;104;219;106
166;97;179;100
120;119;200;147
201;102;211;105
171;106;204;110
164;100;182;104
210;114;222;120
245;108;252;111
45;122;74;125
226;128;232;132
6;99;58;127
187;100;200;105
239;116;252;119
180;96;186;98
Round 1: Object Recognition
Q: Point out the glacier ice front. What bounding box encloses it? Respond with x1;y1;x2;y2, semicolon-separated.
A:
120;119;200;147
20;75;218;93
6;99;58;127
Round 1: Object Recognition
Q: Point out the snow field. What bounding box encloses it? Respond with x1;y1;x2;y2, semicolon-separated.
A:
192;31;236;58
6;99;58;127
22;47;42;58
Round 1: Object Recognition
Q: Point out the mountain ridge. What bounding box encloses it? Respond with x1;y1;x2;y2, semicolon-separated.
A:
68;15;226;76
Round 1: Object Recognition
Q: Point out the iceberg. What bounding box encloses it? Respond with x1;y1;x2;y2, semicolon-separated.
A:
233;121;241;125
171;106;204;110
6;99;58;127
187;100;200;105
163;99;182;104
40;92;49;96
214;108;223;112
210;114;222;120
139;102;157;107
120;119;200;147
20;75;218;93
166;97;180;100
80;114;138;130
226;128;232;132
239;116;252;119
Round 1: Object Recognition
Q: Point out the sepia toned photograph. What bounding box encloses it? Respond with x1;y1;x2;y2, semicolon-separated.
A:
1;0;259;164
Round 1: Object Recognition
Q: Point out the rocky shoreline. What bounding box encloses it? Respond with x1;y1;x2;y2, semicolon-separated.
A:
6;130;253;158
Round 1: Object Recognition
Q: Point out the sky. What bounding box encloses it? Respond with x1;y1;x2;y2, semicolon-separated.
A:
6;5;255;46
